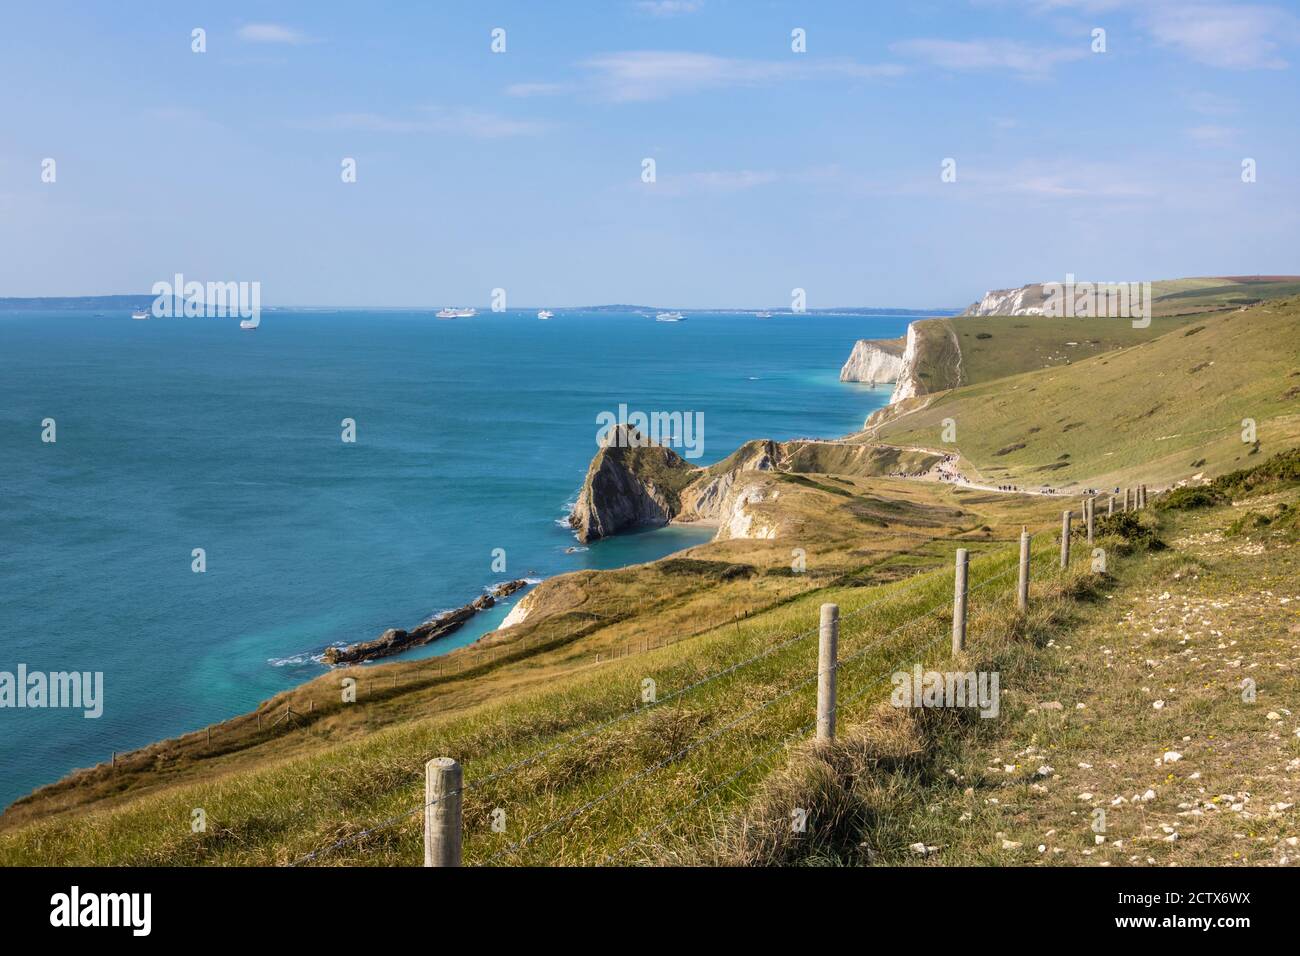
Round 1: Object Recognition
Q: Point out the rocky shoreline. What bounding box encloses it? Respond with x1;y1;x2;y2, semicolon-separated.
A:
322;579;529;665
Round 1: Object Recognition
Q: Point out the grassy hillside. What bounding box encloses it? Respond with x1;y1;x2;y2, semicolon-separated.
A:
870;297;1300;490
4;288;1297;868
952;314;1200;387
0;511;1092;865
0;472;1070;835
698;465;1300;866
1150;275;1300;315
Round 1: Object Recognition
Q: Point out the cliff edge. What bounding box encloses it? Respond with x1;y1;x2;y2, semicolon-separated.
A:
838;336;906;386
568;424;701;542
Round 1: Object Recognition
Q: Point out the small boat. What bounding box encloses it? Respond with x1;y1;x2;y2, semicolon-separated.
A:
756;311;772;318
240;317;260;330
537;310;554;320
437;307;477;319
131;309;149;320
655;311;685;322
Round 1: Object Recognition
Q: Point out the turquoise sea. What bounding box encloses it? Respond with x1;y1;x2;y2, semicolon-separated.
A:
0;308;919;806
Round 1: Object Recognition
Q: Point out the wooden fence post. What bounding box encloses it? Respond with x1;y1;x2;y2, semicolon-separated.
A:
424;757;463;867
1060;510;1071;569
952;548;969;653
1123;488;1131;512
1086;496;1095;545
816;604;839;743
1017;528;1031;613
1107;496;1114;516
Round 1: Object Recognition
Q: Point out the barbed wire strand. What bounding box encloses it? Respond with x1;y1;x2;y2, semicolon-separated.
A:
292;531;1054;866
602;627;956;865
481;576;990;866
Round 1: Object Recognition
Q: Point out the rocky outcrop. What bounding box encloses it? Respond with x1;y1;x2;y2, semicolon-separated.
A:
889;323;924;404
839;337;906;385
498;591;535;629
568;424;702;543
681;439;780;519
714;481;779;540
323;579;529;664
963;283;1048;316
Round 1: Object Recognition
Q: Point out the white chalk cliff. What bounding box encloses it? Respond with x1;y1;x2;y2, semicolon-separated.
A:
964;283;1049;316
889;323;926;404
838;337;906;386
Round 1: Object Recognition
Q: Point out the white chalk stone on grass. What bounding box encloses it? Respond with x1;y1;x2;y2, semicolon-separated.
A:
1001;839;1022;850
1153;700;1165;710
1163;751;1183;763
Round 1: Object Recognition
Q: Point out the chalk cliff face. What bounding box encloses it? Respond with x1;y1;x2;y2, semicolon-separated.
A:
963;283;1048;316
889;323;925;404
838;337;906;385
714;482;779;540
569;432;793;543
568;424;701;542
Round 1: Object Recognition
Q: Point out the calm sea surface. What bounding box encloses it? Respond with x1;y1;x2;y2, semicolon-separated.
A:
0;307;918;805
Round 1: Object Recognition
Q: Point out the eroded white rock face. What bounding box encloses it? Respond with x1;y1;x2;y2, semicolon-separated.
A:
890;324;923;404
965;284;1047;316
839;340;905;384
498;591;534;629
684;440;779;520
716;483;778;540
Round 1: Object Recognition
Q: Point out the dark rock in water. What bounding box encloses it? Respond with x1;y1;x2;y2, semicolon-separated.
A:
489;579;527;598
323;579;528;665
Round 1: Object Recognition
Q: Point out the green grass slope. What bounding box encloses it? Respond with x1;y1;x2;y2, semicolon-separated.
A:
870;297;1300;491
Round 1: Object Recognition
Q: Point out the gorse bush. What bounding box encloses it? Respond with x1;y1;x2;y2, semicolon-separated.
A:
1158;487;1226;511
1211;447;1300;498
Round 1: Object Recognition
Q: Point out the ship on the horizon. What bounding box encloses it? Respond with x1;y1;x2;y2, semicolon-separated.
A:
537;310;554;320
655;311;685;322
130;308;149;320
436;307;477;319
755;311;772;318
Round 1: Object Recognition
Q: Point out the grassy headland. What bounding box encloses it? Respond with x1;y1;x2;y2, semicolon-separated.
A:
2;288;1297;867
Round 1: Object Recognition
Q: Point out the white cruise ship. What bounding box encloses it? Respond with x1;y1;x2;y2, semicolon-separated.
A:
655;311;685;322
537;310;554;320
436;307;477;319
131;308;150;320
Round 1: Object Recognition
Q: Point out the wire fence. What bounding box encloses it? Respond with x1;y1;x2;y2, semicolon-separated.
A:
287;518;1081;867
288;541;1001;866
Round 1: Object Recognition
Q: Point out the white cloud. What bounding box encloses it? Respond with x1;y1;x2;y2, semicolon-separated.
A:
984;161;1155;199
1186;124;1239;142
238;23;316;45
584;51;784;101
633;0;703;15
1142;3;1296;69
299;109;548;139
1186;91;1240;115
891;38;1086;76
505;82;573;97
580;51;901;102
667;170;779;193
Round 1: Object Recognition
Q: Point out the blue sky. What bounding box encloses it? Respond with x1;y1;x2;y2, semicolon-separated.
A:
1;0;1296;307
